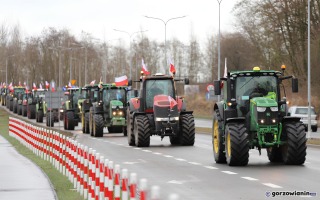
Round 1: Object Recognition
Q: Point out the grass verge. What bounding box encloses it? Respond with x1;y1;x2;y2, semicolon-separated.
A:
0;108;84;200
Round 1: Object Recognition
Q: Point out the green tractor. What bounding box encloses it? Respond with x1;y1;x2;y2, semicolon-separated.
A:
80;84;100;134
35;89;48;123
12;86;26;113
62;87;81;130
212;66;306;166
89;83;128;137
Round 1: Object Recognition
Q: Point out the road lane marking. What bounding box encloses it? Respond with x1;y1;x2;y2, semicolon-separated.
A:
163;155;173;158
134;148;141;150
188;162;202;165
262;183;282;188
153;152;162;155
175;158;187;161
142;150;152;153
204;166;218;170
168;180;184;184
221;171;237;175
242;177;258;181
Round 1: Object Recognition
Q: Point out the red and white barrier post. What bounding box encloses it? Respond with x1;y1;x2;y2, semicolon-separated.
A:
83;146;89;200
94;152;100;200
121;169;129;200
129;173;137;200
114;164;121;200
104;159;109;200
108;161;114;200
139;179;147;200
99;156;105;200
150;186;160;200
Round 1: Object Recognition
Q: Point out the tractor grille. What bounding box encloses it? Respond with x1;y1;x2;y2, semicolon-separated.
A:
257;107;278;125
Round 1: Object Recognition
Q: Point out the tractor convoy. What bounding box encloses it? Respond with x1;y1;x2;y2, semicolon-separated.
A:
0;64;308;165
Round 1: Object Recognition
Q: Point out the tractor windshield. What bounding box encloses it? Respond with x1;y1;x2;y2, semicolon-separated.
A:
145;79;174;108
236;76;277;116
103;88;126;104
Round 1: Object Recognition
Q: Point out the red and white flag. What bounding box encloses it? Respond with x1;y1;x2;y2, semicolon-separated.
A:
223;58;227;78
45;81;50;89
18;81;22;86
51;81;55;92
8;82;13;91
115;75;128;86
39;83;43;89
33;83;37;90
141;59;150;75
168;57;176;75
23;81;27;87
68;81;72;88
90;80;96;86
168;96;177;109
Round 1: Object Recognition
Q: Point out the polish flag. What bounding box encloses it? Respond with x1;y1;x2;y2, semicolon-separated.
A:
68;81;72;88
33;83;37;90
18;81;22;86
168;96;177;109
51;81;56;92
45;81;50;89
23;81;27;87
25;86;29;93
115;75;128;86
8;82;13;91
90;80;96;86
39;83;43;89
168;57;176;75
141;59;150;75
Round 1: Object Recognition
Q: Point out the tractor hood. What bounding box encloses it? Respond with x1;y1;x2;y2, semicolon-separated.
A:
251;97;277;107
110;100;124;108
153;95;178;119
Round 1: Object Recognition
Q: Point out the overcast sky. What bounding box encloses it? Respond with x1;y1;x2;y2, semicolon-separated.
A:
0;0;237;45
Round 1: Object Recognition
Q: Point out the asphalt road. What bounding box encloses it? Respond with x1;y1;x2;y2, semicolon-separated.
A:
6;110;319;200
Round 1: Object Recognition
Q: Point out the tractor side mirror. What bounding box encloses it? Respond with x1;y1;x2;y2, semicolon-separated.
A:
184;78;189;85
134;89;139;97
292;78;298;93
214;81;221;95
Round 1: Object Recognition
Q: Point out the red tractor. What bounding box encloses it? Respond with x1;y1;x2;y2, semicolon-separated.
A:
127;73;195;147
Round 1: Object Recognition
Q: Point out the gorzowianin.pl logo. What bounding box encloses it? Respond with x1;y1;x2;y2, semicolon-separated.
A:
265;191;317;198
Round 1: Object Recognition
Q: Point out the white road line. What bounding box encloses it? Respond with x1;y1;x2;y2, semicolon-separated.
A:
241;177;258;181
163;155;173;158
142;150;152;153
204;166;218;170
221;171;237;175
262;183;282;188
134;147;141;150
175;158;186;161
153;152;162;155
188;162;202;165
167;180;184;184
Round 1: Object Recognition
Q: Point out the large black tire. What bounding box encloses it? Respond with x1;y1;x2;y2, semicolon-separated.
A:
127;110;135;146
66;111;75;130
46;112;54;127
28;105;36;119
22;105;27;117
267;147;283;162
169;135;180;145
134;115;150;147
13;102;17;113
17;105;22;115
311;126;317;132
38;110;44;123
225;123;249;166
123;126;127;136
89;108;94;136
84;112;90;134
212;109;226;163
93;114;104;137
281;121;306;165
179;114;195;146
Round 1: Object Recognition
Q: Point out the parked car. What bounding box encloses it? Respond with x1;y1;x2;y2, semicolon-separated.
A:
288;106;318;132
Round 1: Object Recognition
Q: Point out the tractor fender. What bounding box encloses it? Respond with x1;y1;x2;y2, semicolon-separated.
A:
226;117;246;124
180;110;193;115
281;116;301;123
128;98;140;111
214;102;224;120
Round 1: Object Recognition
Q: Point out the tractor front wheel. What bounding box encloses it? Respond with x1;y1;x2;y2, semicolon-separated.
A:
212;109;226;163
93;114;104;137
127;109;135;146
46;112;54;127
281;122;306;165
66;111;75;130
179;114;195;146
134;115;150;147
267;147;283;162
38;110;44;123
225;123;249;166
84;112;90;134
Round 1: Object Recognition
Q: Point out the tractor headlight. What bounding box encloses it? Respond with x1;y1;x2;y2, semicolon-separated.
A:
272;119;277;123
270;107;278;112
260;119;265;124
118;111;123;116
257;107;266;112
112;111;117;116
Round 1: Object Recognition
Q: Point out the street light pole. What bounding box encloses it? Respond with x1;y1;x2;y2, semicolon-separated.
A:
217;0;222;102
113;29;148;80
144;15;186;73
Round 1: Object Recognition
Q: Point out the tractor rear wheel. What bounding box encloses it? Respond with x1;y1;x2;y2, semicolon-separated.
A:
169;136;180;145
134;115;150;147
22;105;27;116
93;114;104;137
89;108;94;136
30;105;36;119
66;111;75;130
13;102;17;113
127;109;135;146
212;109;226;163
225;123;249;166
267;147;283;162
17;105;22;115
281;121;306;165
179;114;195;146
